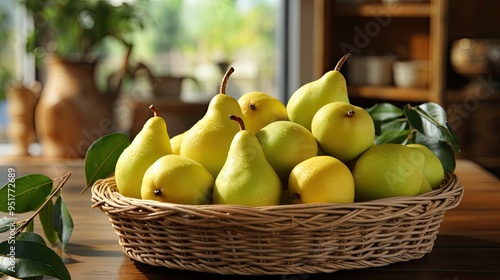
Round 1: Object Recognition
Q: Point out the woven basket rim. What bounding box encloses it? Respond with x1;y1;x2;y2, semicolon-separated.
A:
91;173;463;213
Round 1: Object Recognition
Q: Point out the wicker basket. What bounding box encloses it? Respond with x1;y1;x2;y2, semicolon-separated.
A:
91;173;463;275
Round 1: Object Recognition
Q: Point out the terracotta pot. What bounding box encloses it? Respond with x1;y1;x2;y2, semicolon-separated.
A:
35;55;117;158
6;82;41;156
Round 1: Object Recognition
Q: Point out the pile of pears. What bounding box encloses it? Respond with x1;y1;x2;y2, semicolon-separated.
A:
115;54;445;207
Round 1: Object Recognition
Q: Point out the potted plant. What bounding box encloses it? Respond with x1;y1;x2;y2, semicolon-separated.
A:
21;0;147;158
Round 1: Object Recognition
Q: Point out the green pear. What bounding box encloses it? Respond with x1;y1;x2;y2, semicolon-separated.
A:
255;120;318;185
141;154;214;204
407;143;445;189
286;53;351;131
311;101;375;163
353;143;426;202
180;67;245;178
115;105;172;198
238;91;288;134
213;115;282;206
418;178;433;195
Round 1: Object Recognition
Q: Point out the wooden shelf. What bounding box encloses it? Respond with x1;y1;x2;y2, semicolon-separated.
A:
332;4;431;18
348;85;429;102
315;0;446;104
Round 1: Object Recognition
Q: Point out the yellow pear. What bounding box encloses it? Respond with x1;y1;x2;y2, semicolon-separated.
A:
238;91;288;134
286;53;351;131
288;156;354;204
141;154;214;204
255;120;318;185
180;67;245;178
115;105;172;199
407;143;445;189
170;131;186;155
213;115;282;206
311;101;375;163
352;143;426;202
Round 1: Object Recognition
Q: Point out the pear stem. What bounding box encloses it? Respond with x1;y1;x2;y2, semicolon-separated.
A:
229;114;245;131
335;53;351;71
347;110;355;117
149;104;159;117
220;67;235;95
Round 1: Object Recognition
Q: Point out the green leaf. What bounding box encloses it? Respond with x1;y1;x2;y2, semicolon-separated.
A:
366;103;404;122
15;232;46;246
416;133;457;173
84;132;130;190
39;199;58;246
0;240;71;280
375;130;411;145
53;196;73;249
25;219;34;233
403;104;424;132
0;175;53;213
414;103;461;153
380;118;408;134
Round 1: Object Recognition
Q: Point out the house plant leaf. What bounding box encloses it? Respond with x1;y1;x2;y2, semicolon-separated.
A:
0;240;71;280
0;175;52;213
83;132;130;192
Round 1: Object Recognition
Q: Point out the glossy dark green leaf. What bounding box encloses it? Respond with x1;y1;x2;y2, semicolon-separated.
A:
403;104;423;132
0;240;71;280
26;219;34;232
16;232;46;246
0;175;52;213
39;199;58;246
415;103;461;153
366;103;403;122
374;130;411;145
53;196;73;249
380;118;408;134
84;132;130;190
416;133;457;173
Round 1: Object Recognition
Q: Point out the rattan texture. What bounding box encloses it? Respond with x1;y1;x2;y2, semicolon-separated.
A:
91;173;463;275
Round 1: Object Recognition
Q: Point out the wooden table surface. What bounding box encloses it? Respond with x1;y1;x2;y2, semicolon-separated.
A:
0;158;499;280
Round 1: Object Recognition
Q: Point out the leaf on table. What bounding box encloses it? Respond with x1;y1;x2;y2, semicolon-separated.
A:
84;132;130;192
15;232;47;246
53;196;74;249
39;199;58;246
0;175;52;213
0;240;71;280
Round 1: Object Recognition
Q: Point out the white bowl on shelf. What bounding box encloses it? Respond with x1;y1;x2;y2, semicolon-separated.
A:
347;55;395;86
392;60;429;88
